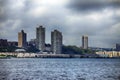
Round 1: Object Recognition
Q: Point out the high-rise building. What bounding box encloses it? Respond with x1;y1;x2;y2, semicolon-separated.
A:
82;35;88;49
51;30;62;54
18;30;27;48
36;26;45;51
116;44;120;51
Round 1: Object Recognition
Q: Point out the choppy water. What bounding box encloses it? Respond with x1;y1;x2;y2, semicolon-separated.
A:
0;58;120;80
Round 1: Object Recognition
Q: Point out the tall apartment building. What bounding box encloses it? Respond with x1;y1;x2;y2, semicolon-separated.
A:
36;26;45;51
18;30;27;48
82;35;88;49
51;30;62;54
116;44;120;51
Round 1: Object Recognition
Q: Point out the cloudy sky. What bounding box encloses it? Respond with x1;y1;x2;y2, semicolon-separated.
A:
0;0;120;48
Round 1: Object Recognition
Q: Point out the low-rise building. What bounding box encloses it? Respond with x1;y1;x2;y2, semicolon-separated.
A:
0;39;8;47
8;41;18;47
96;51;120;57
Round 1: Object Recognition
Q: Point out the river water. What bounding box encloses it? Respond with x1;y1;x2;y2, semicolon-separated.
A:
0;58;120;80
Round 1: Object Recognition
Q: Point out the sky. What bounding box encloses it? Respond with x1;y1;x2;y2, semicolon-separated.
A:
0;0;120;48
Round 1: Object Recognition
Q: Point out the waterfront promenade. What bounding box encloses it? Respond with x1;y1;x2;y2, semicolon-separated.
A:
0;52;82;58
1;52;120;58
96;51;120;57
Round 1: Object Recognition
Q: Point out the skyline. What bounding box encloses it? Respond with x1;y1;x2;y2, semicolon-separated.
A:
0;0;120;48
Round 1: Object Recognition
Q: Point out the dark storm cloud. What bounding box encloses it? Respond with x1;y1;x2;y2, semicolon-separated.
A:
68;0;120;12
0;0;120;48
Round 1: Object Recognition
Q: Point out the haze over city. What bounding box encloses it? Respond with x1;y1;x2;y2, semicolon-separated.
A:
0;0;120;48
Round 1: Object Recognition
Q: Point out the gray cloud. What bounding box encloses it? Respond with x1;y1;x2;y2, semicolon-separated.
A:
0;0;7;22
68;0;120;12
0;0;120;48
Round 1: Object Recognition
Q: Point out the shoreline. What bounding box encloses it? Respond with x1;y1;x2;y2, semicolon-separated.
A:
0;52;120;58
0;57;120;59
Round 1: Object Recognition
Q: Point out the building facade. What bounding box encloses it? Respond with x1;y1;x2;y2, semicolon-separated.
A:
51;30;62;54
28;39;37;47
82;35;88;49
116;44;120;51
0;39;8;47
96;51;120;57
8;41;18;47
18;30;27;48
36;26;45;51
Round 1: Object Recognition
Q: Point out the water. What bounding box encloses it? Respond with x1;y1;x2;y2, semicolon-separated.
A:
0;58;120;80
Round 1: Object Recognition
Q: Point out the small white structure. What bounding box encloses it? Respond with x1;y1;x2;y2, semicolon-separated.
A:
17;53;36;58
15;49;26;52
